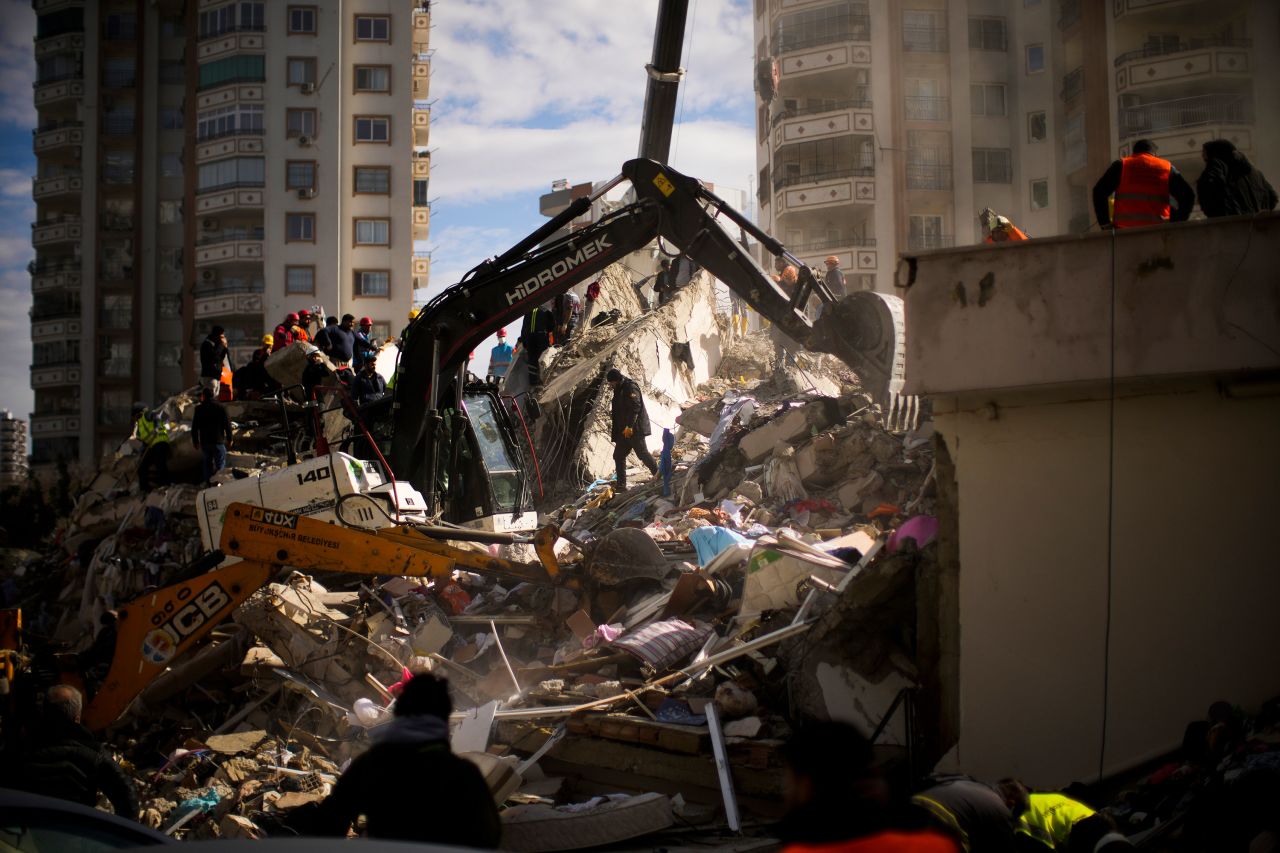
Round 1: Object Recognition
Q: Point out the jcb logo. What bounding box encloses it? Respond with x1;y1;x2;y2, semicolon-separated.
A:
142;582;233;664
249;507;299;529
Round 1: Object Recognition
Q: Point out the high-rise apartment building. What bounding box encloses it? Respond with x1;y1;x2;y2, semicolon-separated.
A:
30;0;430;470
0;412;30;488
752;0;1277;291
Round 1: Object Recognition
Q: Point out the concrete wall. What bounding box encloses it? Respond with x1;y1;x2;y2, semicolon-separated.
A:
935;380;1280;786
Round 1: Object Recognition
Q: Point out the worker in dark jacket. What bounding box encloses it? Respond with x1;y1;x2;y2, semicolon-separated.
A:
5;685;138;819
1092;139;1195;229
607;368;657;491
191;387;233;484
233;343;279;401
912;777;1015;853
198;326;228;396
351;359;387;405
1196;139;1278;217
518;302;556;385
311;673;500;847
301;345;332;399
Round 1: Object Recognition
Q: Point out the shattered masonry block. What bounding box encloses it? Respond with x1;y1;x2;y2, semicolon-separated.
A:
737;398;842;464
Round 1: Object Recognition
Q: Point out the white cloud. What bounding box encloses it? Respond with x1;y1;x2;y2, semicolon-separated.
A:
0;0;37;131
0;226;32;420
0;169;29;199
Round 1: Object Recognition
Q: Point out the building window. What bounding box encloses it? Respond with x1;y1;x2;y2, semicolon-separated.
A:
355;65;391;93
286;108;317;138
413;179;429;207
197;157;265;193
158;295;182;319
286;266;315;295
199;4;264;39
968;17;1007;51
159;200;182;225
288;6;317;34
160;107;184;129
970;83;1006;117
1026;43;1045;73
287;57;317;87
1028;111;1047;143
355;166;391;194
354;116;390;143
772;2;871;53
159;154;183;179
908;215;947;250
1030;178;1050;210
972;148;1012;183
198;55;265;90
903;9;947;53
286;160;317;191
355;15;391;42
355;270;390;298
197;104;264;140
354;219;390;246
287;212;316;242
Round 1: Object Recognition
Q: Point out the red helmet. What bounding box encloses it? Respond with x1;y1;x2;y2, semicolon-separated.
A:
285;312;299;323
359;316;372;326
298;309;311;318
496;328;507;337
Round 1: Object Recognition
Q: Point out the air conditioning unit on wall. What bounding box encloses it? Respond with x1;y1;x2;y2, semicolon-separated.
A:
297;188;315;200
300;82;316;95
297;135;312;147
200;270;217;282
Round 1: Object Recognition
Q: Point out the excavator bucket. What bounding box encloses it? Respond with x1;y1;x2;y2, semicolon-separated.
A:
811;291;920;431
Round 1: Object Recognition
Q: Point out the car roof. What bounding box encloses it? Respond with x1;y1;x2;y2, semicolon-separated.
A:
0;787;172;845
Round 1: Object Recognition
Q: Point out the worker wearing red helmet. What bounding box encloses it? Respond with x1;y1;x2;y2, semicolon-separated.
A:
294;309;313;343
272;312;298;352
353;316;377;369
489;327;514;382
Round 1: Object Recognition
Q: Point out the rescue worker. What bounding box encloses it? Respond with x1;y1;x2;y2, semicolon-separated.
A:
352;357;387;405
980;208;1030;243
653;258;677;307
911;777;1015;853
301;344;330;399
606;368;657;491
823;255;848;298
519;302;556;386
2;685;138;820
584;279;601;327
191;386;233;485
1196;138;1278;217
254;333;273;362
995;780;1106;851
198;325;228;396
329;314;357;371
273;313;298;352
779;719;957;853
132;402;171;491
555;290;583;342
1091;139;1195;229
233;342;279;401
313;315;339;355
293;309;313;343
310;673;500;846
353;316;377;369
489;327;514;381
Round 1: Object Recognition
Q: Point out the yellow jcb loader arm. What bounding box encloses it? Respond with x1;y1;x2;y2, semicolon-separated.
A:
81;502;564;731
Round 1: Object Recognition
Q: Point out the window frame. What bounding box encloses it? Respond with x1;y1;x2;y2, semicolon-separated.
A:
353;217;391;247
286;108;317;139
354;166;392;195
354;269;391;299
354;14;391;43
970;83;1007;118
354;64;392;94
286;211;316;243
1030;178;1050;210
1026;43;1046;74
288;5;317;35
286;56;318;88
1027;110;1048;143
354;115;391;144
972;148;1012;184
967;16;1008;51
285;159;317;191
285;265;316;295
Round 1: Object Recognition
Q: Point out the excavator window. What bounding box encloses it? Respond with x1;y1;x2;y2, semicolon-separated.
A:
463;394;521;513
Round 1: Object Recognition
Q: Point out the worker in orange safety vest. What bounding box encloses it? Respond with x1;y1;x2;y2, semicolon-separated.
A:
1091;138;1195;229
980;207;1029;243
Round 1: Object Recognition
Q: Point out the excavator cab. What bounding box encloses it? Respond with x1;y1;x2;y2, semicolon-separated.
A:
435;384;535;533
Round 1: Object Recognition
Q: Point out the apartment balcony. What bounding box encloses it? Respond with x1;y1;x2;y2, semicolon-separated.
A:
30;413;81;438
772;100;874;147
196;83;266;112
32;217;82;246
196;131;265;164
34;30;84;59
413;107;431;147
905;96;950;122
31;315;80;342
1115;39;1251;94
29;258;81;293
195;228;265;268
32;0;82;14
32;172;81;201
412;251;431;289
196;30;265;62
412;205;431;241
787;235;879;277
906;164;953;191
777;41;872;83
193;284;264;322
903;26;948;54
1120;93;1252;139
33;75;83;108
413;6;431;52
412;59;430;100
774;18;871;56
1061;67;1084;103
195;186;265;217
30;363;81;390
32;121;82;157
774;167;877;215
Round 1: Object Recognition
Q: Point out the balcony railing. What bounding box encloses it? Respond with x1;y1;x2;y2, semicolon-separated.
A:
903;26;948;53
1120;94;1252;137
772;95;872;126
907;234;954;250
1113;36;1253;67
29;258;80;275
197;227;265;246
196;179;266;195
196;74;266;92
773;164;875;191
33;71;81;87
196;127;265;143
788;235;877;253
1061;67;1084;102
906;164;953;190
33;119;82;135
904;96;950;122
198;23;266;42
31;304;80;321
193;281;265;298
774;18;871;53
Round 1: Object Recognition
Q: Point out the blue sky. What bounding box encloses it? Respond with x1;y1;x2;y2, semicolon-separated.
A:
0;0;758;418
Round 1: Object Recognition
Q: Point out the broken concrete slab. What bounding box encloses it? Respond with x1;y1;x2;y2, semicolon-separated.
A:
737;398;843;464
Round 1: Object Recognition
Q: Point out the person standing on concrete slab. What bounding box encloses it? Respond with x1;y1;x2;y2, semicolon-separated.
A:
1092;139;1195;229
309;673;500;847
132;402;171;492
198;325;228;397
607;368;657;491
191;387;233;484
823;255;848;298
778;719;957;852
1196;139;1277;217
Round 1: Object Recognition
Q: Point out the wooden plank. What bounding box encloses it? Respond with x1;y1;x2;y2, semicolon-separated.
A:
567;713;708;755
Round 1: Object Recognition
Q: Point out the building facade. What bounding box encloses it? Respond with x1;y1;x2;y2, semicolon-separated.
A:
0;412;30;488
752;0;1278;291
30;0;429;469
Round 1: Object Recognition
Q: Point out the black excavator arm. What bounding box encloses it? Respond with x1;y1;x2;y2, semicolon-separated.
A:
389;158;911;515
